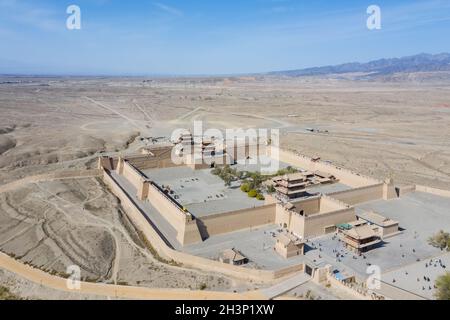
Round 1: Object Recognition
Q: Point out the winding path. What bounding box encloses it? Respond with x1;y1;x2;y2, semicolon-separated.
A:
0;251;264;300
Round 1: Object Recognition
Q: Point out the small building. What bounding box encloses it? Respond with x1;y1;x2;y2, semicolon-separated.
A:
276;196;356;239
219;249;248;265
340;224;381;254
275;232;305;258
313;171;336;184
357;211;399;238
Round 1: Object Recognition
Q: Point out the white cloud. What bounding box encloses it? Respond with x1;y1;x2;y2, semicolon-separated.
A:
153;2;183;17
0;0;61;32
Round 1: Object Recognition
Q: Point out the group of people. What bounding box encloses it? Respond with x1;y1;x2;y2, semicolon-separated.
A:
391;257;447;292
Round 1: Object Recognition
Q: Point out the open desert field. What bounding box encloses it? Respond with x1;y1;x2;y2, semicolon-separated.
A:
2;75;449;188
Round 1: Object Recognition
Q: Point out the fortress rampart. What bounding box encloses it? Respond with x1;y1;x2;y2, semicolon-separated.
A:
95;144;450;282
270;147;382;187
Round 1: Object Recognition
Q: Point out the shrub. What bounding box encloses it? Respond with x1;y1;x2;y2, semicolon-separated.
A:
276;166;298;176
435;272;450;300
240;183;250;193
248;189;258;198
256;194;265;201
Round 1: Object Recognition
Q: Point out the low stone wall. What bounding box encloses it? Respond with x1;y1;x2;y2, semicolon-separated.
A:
327;276;372;300
0;251;262;300
0;169;102;194
377;281;427;300
415;185;450;198
198;204;276;238
272;263;304;279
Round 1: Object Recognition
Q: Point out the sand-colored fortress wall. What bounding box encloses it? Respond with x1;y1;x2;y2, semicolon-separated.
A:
98;156;117;171
275;197;319;230
146;183;189;225
272;263;305;279
319;195;349;213
228;142;267;163
126;154;182;170
291;196;321;214
270;147;381;187
303;207;356;239
198;204;276;238
102;169;303;282
120;160;146;190
327;183;384;206
396;185;416;197
116;158;202;245
383;180;397;200
145;182;202;245
275;195;355;239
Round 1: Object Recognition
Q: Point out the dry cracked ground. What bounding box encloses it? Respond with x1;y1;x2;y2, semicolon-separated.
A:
1;75;450;299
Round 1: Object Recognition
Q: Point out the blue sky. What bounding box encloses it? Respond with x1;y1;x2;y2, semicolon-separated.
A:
1;0;450;75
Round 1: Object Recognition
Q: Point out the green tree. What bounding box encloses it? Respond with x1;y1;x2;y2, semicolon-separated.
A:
428;230;450;250
435;272;450;300
267;185;276;194
240;183;250;193
248;189;258;198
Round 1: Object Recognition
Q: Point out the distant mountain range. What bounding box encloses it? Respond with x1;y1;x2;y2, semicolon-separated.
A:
268;53;450;78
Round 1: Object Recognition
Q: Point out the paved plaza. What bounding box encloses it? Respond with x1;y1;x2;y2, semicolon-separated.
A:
379;252;450;299
144;166;264;217
183;225;310;270
357;191;450;243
